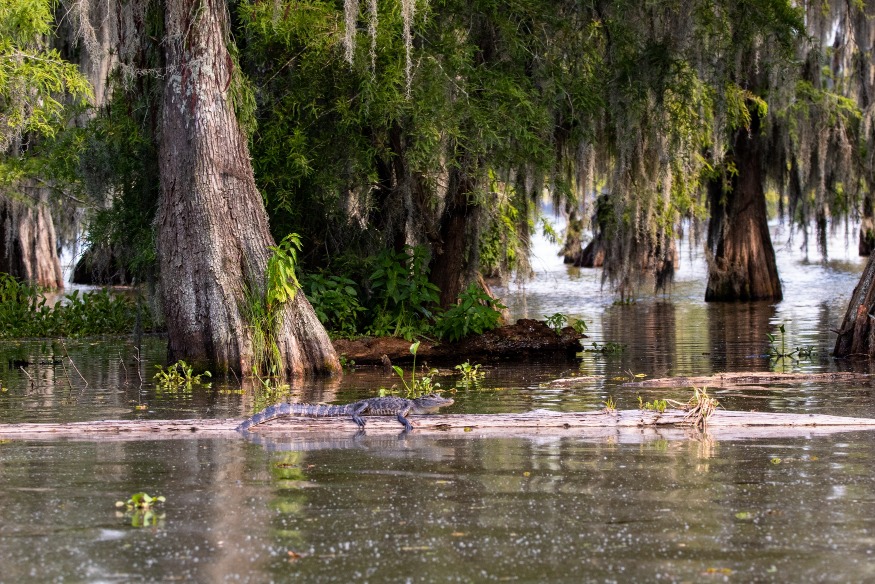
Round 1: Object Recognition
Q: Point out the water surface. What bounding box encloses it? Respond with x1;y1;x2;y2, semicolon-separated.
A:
1;225;874;582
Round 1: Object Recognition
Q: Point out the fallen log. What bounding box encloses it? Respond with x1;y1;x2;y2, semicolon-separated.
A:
622;371;872;389
2;409;875;442
332;319;585;365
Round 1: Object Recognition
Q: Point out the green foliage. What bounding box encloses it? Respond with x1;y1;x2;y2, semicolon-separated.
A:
571;319;588;334
637;395;668;413
115;492;166;528
0;273;155;338
302;274;365;337
244;234;303;379
584;341;626;355
383;341;442;397
116;492;165;510
455;361;486;389
0;0;92;149
266;233;302;310
434;283;505;342
153;360;211;389
603;395;617;413
544;313;567;333
366;246;440;340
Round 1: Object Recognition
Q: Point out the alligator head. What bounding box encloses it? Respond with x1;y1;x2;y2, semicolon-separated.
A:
411;393;454;414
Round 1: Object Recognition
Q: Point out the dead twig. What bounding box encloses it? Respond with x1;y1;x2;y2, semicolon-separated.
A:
60;340;88;388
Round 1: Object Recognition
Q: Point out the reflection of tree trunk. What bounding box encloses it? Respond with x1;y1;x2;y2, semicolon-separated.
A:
601;302;676;376
0;189;64;288
430;164;480;309
834;253;875;357
860;197;874;256
707;302;774;371
705;116;782;302
157;0;338;377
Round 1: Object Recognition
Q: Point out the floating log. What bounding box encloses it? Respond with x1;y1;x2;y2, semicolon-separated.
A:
2;409;875;443
622;371;872;389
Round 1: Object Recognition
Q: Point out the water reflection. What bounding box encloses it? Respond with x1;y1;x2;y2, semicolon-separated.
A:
2;224;875;580
3;434;875;581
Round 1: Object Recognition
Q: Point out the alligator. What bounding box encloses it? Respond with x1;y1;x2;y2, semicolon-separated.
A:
235;393;454;433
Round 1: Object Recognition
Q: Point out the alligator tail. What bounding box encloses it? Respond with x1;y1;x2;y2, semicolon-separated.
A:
236;403;352;433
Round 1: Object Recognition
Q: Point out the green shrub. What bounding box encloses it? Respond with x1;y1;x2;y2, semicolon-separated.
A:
434;283;505;342
302;273;365;337
0;272;154;338
365;246;440;340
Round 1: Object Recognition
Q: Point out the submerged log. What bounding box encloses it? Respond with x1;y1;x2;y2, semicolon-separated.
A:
2;409;875;442
621;371;871;388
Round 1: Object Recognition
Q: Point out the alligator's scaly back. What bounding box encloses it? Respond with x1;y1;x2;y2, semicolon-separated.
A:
235;393;453;433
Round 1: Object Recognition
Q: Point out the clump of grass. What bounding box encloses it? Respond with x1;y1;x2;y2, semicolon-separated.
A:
671;386;719;430
603;395;617;413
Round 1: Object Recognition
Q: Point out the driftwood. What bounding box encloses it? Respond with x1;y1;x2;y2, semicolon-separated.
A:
2;409;875;444
621;371;872;389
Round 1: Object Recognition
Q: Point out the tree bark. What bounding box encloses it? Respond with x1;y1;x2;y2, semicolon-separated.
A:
157;0;338;377
834;253;875;357
430;164;481;309
0;188;64;288
860;197;874;256
705;116;783;302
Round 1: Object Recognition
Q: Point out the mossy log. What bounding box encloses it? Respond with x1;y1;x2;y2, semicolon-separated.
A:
2;409;875;442
333;319;585;365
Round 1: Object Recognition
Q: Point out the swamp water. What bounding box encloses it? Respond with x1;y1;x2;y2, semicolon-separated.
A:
2;227;875;582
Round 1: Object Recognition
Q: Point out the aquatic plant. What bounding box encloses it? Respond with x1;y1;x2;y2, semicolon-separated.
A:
455;361;485;385
767;323;797;361
154;360;211;388
115;492;166;528
382;342;443;398
584;341;626;354
637;395;668;413
603;395;617;413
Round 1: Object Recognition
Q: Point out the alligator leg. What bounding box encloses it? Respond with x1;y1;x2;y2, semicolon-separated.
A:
350;402;370;428
396;407;414;432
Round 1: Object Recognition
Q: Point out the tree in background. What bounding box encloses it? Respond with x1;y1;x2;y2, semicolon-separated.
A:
0;0;91;287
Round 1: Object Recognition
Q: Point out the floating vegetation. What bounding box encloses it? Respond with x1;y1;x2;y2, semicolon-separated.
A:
602;395;617;413
454;361;485;389
583;341;626;354
115;492;166;528
153;360;211;389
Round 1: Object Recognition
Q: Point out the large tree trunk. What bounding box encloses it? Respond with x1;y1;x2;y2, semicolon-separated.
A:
429;165;480;308
705;116;782;302
158;0;338;377
0;188;64;288
834;253;875;357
